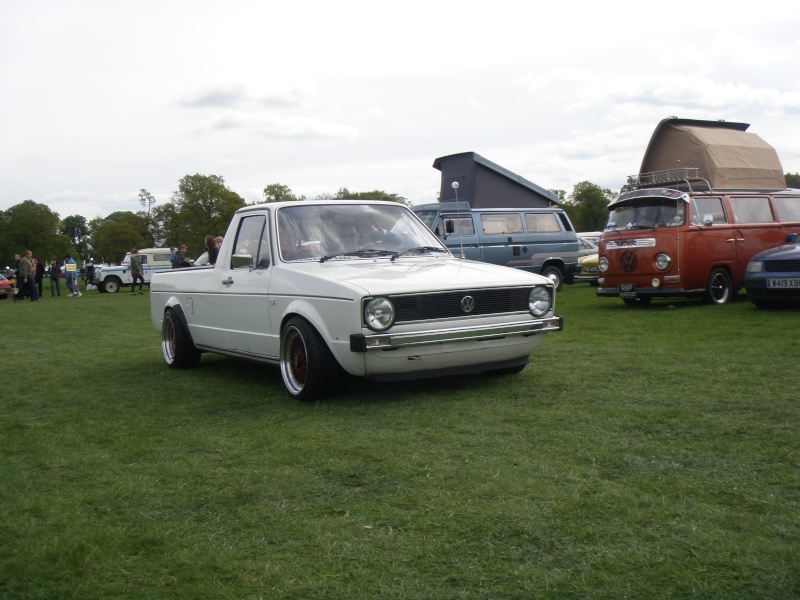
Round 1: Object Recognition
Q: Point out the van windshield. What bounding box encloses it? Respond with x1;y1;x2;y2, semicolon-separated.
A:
605;198;685;231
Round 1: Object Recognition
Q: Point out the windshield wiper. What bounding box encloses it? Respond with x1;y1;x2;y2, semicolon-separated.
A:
320;249;399;263
391;246;449;261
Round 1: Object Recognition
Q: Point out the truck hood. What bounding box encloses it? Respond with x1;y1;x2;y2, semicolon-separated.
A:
281;256;548;295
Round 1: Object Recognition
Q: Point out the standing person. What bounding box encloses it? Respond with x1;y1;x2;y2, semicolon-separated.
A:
129;248;145;295
33;256;45;298
64;254;81;298
169;246;177;268
204;235;219;265
49;259;62;296
12;253;21;302
172;245;187;268
18;250;39;302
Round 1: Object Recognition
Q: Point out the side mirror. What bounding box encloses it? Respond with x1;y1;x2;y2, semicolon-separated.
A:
787;232;799;244
702;214;714;227
231;253;253;270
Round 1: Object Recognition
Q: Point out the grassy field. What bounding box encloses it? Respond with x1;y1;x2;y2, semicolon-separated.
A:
1;284;798;599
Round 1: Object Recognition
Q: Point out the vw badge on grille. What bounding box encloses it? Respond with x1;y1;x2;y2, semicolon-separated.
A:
620;250;638;273
460;295;475;313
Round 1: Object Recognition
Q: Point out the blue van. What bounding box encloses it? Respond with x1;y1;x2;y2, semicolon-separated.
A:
412;201;580;290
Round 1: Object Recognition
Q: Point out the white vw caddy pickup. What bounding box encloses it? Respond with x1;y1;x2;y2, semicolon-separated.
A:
150;200;563;400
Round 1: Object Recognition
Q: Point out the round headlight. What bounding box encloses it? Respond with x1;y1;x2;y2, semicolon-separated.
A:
655;253;671;271
529;286;552;317
598;257;609;273
364;297;395;331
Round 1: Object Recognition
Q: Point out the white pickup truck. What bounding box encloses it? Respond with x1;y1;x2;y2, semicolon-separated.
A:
149;200;563;400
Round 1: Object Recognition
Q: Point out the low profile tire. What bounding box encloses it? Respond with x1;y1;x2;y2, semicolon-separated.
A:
280;317;339;401
540;266;564;291
161;308;201;369
103;278;121;293
704;268;733;305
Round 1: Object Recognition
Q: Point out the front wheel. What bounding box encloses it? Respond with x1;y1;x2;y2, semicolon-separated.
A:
704;268;733;305
280;317;339;401
540;266;564;291
161;308;201;369
103;277;121;293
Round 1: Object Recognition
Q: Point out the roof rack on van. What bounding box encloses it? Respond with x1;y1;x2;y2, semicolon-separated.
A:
624;167;712;193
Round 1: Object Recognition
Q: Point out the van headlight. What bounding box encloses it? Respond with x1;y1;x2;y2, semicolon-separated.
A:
529;287;552;317
655;253;671;271
364;297;395;331
598;257;609;273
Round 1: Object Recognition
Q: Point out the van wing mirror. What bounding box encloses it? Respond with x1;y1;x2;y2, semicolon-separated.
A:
231;253;253;270
787;232;799;244
702;214;714;227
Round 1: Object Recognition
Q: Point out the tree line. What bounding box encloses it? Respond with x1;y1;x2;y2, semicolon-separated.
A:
0;174;408;268
3;172;798;269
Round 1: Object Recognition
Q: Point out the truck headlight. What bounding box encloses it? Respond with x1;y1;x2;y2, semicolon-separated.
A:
529;286;552;317
364;297;395;331
598;257;609;273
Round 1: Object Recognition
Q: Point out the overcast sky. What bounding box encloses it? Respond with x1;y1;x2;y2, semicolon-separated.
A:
2;0;799;221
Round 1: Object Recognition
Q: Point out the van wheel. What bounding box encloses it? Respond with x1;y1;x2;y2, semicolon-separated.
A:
280;317;339;401
162;308;201;368
540;266;564;291
705;268;732;305
622;296;652;307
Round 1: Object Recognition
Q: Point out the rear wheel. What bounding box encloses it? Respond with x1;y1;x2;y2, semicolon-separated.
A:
704;268;732;305
280;317;339;401
540;266;564;291
161;308;201;368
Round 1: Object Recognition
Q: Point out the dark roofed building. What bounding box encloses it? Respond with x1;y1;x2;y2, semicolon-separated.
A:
433;151;557;208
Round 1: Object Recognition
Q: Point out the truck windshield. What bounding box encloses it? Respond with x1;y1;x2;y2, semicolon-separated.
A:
277;204;447;261
605;198;685;231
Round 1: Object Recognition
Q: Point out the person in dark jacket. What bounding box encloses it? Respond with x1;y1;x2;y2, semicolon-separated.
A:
49;259;62;296
33;256;45;297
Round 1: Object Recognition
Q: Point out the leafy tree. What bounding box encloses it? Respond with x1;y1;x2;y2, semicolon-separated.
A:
785;172;800;188
0;200;72;266
139;189;157;231
549;189;567;204
561;181;614;232
61;215;90;258
332;187;409;205
167;174;246;255
88;211;151;264
263;183;303;203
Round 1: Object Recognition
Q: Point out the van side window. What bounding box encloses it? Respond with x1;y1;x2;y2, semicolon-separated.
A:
691;197;726;224
730;196;775;223
481;213;523;235
140;255;149;265
441;215;475;236
773;197;800;222
525;213;561;233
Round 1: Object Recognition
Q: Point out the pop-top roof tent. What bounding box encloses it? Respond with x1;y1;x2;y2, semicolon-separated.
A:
638;117;786;190
433;151;558;208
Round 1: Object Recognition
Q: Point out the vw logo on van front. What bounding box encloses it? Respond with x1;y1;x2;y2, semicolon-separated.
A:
461;295;475;313
620;251;638;272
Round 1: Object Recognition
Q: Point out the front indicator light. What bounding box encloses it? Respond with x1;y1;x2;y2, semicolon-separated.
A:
651;278;661;288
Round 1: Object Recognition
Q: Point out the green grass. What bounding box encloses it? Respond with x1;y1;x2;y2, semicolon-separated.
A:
1;285;798;598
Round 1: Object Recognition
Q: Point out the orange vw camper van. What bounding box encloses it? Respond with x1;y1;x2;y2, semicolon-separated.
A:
597;118;800;305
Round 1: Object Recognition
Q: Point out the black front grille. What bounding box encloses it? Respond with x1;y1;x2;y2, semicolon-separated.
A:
391;287;533;323
765;260;800;272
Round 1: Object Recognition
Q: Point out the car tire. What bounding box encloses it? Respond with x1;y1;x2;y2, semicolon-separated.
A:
280;317;339;401
704;268;733;305
161;308;201;369
103;277;121;293
540;266;564;291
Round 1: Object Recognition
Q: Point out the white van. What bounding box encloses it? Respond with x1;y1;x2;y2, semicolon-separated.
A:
93;248;174;293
